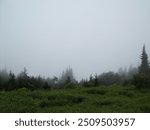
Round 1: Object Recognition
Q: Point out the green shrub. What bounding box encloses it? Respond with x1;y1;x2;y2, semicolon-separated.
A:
133;74;150;89
139;105;150;112
118;91;134;98
95;100;113;106
86;89;107;95
64;82;76;89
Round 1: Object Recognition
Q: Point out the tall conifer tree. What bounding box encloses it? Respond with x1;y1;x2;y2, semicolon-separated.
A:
139;45;150;75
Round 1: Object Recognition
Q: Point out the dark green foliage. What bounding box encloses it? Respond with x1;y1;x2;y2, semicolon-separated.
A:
122;79;132;86
0;68;50;90
95;100;113;106
80;79;90;88
39;94;84;108
0;85;150;112
0;69;9;90
64;82;76;89
133;74;150;89
139;105;150;113
47;95;57;100
85;89;107;95
43;82;50;89
118;91;134;98
28;91;43;100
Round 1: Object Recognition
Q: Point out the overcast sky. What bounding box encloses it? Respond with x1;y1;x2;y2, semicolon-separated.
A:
0;0;150;80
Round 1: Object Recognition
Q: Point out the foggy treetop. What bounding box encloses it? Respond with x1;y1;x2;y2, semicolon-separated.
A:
0;0;150;80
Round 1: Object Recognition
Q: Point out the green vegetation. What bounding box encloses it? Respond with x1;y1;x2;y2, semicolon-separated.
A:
0;46;150;113
0;85;150;113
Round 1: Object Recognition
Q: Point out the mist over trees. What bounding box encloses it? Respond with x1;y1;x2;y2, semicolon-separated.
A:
0;63;139;90
0;45;150;91
58;67;77;88
0;67;78;90
80;66;138;88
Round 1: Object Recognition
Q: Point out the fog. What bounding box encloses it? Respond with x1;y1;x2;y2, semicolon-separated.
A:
0;0;150;80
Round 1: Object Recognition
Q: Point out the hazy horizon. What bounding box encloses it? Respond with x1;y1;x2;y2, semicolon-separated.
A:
0;0;150;80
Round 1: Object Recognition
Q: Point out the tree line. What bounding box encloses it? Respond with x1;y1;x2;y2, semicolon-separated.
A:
0;45;149;91
0;67;77;91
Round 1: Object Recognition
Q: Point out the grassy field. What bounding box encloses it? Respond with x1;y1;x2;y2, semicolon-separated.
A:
0;85;150;113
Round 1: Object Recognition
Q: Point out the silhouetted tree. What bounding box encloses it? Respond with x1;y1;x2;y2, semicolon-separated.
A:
6;72;16;91
139;45;150;75
94;74;98;87
0;69;9;90
58;67;77;88
133;45;150;89
17;68;30;89
43;82;50;89
88;74;94;86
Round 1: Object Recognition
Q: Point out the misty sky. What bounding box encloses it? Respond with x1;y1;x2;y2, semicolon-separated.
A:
0;0;150;80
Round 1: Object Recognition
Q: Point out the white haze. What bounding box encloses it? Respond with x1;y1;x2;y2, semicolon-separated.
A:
0;0;150;80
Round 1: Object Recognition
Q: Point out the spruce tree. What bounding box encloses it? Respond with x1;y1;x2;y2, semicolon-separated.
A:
139;45;150;75
133;45;150;89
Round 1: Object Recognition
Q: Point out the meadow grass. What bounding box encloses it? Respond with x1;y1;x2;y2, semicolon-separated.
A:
0;85;150;112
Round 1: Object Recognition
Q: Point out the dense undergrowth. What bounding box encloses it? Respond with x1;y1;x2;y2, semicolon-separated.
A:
0;85;150;113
